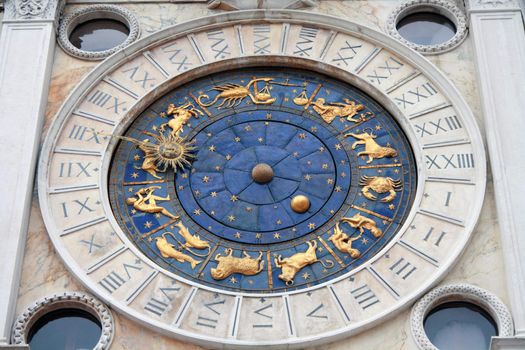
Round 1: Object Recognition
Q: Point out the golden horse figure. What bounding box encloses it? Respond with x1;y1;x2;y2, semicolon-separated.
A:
126;186;179;220
359;175;402;203
174;221;210;252
210;249;265;280
155;233;201;269
310;98;366;124
343;130;398;163
197;77;277;108
160;102;203;138
342;213;383;238
329;220;363;259
274;240;334;285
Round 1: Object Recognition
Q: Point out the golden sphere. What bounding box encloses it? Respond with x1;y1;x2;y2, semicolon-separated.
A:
251;163;274;184
291;195;310;213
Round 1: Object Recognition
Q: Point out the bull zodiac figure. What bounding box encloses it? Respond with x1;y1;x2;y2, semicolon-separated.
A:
329;219;363;259
155;233;201;269
210;249;265;280
359;175;402;203
274;241;334;285
159;102;203;138
197;77;295;108
343;130;398;163
342;213;383;238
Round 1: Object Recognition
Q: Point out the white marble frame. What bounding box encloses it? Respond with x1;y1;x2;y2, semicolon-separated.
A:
37;10;487;349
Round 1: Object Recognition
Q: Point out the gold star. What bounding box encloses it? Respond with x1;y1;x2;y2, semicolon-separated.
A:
292;227;297;232
210;211;216;216
203;176;210;183
234;137;241;142
361;237;369;245
194;190;201;196
340;160;346;165
329;209;335;214
319;147;325;152
159;112;166;117
244;125;252;131
208;145;216;152
144;221;153;228
258;137;264;143
293;152;299;157
310;126;317;132
378;169;383;174
299;133;306;139
181;173;188;178
246;207;253;212
230;195;238;202
193;209;201;215
228;215;236;222
308;223;316;229
388;204;395;210
131;172;139;179
317;246;324;252
322;163;328;169
375;125;382;130
178;185;184;190
273;232;281;239
128;187;134;192
276;219;282;225
133;154;141;161
230;277;237;284
234;232;241;238
226;154;232;160
211;191;217;197
266;113;272;119
207;132;212;137
335;186;342;192
215;165;221;171
307;161;312;166
255;233;262;239
152;125;158;131
394;169;400;174
304;174;312;181
302;272;310;280
327;178;334;185
334;144;342;150
155;213;161;218
284;97;290;102
131;209;137;214
341;172;347;177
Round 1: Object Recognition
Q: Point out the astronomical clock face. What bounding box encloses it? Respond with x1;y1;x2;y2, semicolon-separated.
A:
39;13;485;349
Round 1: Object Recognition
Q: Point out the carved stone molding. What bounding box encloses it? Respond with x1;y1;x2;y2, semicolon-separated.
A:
466;0;521;10
411;284;514;350
3;0;64;21
57;5;140;60
386;0;468;55
11;292;114;350
207;0;315;11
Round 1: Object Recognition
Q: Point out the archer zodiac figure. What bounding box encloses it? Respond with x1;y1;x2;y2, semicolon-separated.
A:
329;219;363;259
126;186;179;220
359;175;402;203
197;77;277;108
159;102;204;138
343;130;398;163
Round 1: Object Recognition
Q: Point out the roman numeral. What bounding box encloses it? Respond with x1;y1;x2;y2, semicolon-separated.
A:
425;153;475;169
332;40;362;66
306;303;328;319
395;82;438;109
60;197;96;218
389;257;417;280
79;233;104;254
207;30;230;59
122;66;156;89
161;43;192;71
87;89;127;114
196;299;225;329
143;284;180;317
414;115;462;137
99;271;126;293
68;124;101;143
293;27;317;56
350;284;380;310
58;162;95;178
422;227;447;247
366;56;404;84
253;25;271;54
253;303;273;328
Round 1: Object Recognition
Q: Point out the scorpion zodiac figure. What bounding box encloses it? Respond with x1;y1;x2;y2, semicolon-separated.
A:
359;175;402;203
343;129;398;163
159;102;203;138
197;77;280;108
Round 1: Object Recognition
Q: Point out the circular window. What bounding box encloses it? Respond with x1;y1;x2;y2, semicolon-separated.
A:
58;5;140;60
396;12;456;46
424;302;497;350
28;308;102;350
387;0;467;55
69;19;130;52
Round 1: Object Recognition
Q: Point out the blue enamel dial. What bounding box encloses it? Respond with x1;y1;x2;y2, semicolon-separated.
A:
109;68;417;293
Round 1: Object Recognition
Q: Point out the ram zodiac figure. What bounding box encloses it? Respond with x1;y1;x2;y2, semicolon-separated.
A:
210;249;264;280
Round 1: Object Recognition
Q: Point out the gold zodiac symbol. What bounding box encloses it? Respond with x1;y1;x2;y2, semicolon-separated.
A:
155;233;201;269
328;219;363;259
274;240;334;285
343;129;398;163
126;186;179;220
293;91;368;124
159;102;204;138
359;175;402;203
210;249;265;280
174;221;210;253
340;213;383;238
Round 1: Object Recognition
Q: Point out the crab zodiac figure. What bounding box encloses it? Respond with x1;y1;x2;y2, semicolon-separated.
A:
343;130;398;163
359;175;402;203
160;102;204;138
126;186;179;220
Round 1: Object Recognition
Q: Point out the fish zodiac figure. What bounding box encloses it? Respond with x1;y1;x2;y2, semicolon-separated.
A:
155;233;201;269
359;175;402;203
160;102;203;138
197;77;277;108
126;186;179;220
343;130;398;163
274;240;334;285
329;219;363;259
310;98;367;124
342;213;383;238
210;249;265;280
